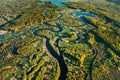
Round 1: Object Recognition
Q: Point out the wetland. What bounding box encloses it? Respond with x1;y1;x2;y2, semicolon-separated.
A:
0;0;120;80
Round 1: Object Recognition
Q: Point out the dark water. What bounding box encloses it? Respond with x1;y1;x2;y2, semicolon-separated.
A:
34;21;68;80
33;12;68;79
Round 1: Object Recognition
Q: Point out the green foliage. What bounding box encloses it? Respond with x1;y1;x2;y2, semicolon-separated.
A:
22;71;27;80
27;60;45;80
17;45;36;55
0;67;16;80
3;2;60;33
54;62;60;80
36;67;46;80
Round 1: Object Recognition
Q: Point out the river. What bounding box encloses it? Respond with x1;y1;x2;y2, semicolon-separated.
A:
33;12;68;79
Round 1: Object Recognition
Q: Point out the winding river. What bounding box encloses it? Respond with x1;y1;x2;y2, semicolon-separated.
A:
34;12;68;79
